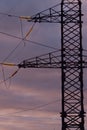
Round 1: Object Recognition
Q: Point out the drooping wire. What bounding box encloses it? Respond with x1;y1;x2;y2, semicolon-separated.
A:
0;68;20;85
0;22;36;85
2;40;22;62
0;65;13;88
1;65;7;88
20;18;26;46
0;4;60;87
0;22;37;86
0;31;57;50
1;22;36;62
0;41;22;87
0;3;61;20
0;3;60;51
0;12;19;18
0;99;60;117
0;5;23;88
0;45;58;87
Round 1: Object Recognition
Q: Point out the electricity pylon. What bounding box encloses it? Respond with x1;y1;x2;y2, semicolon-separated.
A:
18;0;86;129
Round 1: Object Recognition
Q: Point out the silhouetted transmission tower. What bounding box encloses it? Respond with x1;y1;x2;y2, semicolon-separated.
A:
18;0;86;129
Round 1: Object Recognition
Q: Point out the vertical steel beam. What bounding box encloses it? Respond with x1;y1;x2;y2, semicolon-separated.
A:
61;0;85;129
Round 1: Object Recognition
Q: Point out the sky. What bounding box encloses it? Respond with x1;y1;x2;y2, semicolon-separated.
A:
0;0;87;130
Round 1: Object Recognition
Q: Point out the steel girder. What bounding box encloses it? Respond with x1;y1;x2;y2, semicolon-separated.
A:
61;0;85;130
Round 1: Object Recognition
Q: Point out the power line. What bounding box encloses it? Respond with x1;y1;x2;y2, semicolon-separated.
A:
0;18;58;87
0;67;19;84
2;40;22;62
0;22;37;85
0;12;19;18
20;18;26;46
0;99;60;117
0;31;58;50
0;3;61;20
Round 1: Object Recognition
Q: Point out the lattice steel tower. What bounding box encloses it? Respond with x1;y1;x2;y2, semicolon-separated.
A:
18;0;85;129
61;0;85;129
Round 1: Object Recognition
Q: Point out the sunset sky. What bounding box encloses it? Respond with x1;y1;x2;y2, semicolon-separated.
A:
0;0;87;130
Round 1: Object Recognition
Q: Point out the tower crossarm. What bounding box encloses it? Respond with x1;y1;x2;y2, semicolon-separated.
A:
18;50;87;69
18;50;61;69
20;4;61;23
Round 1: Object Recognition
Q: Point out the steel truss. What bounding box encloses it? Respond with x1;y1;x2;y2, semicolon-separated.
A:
18;50;87;69
18;0;86;130
61;0;85;130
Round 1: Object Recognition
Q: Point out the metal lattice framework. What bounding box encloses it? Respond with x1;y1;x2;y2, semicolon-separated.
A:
18;0;86;130
18;50;87;69
61;0;85;129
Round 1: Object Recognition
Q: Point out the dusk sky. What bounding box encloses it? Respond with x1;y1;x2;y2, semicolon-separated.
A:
0;0;87;130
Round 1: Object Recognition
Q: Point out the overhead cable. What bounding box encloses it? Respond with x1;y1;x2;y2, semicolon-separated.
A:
0;68;20;85
0;99;60;117
0;31;57;50
0;3;61;20
0;12;19;18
